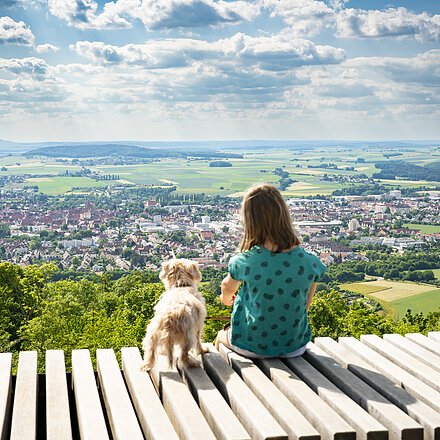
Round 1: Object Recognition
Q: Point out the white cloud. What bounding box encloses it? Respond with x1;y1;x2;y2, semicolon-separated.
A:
70;33;345;70
346;50;440;85
336;7;440;42
47;0;259;30
123;0;260;29
262;0;335;36
35;43;60;53
0;16;35;46
47;0;131;29
0;57;48;77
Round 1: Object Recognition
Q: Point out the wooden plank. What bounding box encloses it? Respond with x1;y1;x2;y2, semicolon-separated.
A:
316;337;440;440
405;333;440;356
0;353;12;440
361;334;440;393
10;351;38;440
182;359;251;440
202;344;287;440
149;354;217;440
96;349;143;440
218;344;320;440
428;331;440;344
71;349;109;440
384;333;440;373
339;336;440;413
301;343;421;440
257;357;355;440
121;347;179;440
46;350;72;440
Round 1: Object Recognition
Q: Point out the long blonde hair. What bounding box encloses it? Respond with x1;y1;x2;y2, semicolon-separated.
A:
239;183;301;252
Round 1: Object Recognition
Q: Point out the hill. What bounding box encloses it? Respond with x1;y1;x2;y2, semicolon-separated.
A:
25;144;243;159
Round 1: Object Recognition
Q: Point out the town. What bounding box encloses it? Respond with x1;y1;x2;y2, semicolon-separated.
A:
1;184;438;274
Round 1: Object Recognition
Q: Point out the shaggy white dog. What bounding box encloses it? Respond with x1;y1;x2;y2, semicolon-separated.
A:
141;259;207;370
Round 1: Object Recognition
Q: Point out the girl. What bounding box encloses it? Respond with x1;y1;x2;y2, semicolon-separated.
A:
215;183;326;358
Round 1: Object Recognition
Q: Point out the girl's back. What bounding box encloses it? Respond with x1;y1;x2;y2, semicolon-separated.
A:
229;244;325;356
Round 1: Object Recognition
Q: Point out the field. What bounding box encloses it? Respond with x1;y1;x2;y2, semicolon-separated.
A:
403;223;440;234
340;280;440;317
2;146;440;196
25;177;118;195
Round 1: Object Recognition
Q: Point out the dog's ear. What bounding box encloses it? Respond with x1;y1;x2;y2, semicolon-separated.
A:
189;261;202;283
159;260;172;283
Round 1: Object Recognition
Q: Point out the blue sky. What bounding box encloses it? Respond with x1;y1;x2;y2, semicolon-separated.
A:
0;0;439;141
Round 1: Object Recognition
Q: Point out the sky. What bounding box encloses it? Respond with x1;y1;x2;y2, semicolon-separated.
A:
0;0;439;142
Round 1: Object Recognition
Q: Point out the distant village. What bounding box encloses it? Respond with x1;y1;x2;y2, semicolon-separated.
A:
0;185;439;273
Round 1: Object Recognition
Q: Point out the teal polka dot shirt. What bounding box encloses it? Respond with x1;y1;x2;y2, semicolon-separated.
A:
228;245;326;356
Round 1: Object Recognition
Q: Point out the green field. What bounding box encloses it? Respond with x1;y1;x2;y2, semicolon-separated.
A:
340;280;440;318
25;177;117;195
391;289;440;317
2;147;440;196
403;223;440;234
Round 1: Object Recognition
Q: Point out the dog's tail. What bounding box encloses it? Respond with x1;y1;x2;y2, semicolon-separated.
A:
141;330;159;371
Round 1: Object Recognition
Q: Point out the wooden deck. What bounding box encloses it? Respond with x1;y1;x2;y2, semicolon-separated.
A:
1;332;440;439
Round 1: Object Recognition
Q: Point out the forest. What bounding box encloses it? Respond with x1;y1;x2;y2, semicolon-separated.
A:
373;160;440;182
1;261;439;372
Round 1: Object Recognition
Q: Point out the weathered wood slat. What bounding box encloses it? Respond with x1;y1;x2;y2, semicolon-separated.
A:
219;344;320;440
383;334;440;373
121;347;179;440
300;342;421;440
182;357;251;440
71;349;109;440
0;353;12;440
428;331;440;344
405;333;440;356
257;357;356;440
361;335;440;393
339;336;440;413
203;344;288;440
316;337;440;440
96;349;143;440
149;354;217;440
46;350;72;440
10;351;38;440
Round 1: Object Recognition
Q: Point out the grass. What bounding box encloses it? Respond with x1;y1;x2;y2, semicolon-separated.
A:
339;283;390;295
3;148;438;196
403;223;440;234
340;279;440;318
391;289;440;317
25;177;115;195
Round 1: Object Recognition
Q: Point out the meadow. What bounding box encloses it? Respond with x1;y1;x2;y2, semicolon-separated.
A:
340;280;440;317
403;223;440;234
1;146;440;196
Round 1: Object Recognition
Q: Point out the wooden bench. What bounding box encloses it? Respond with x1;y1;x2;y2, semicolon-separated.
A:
0;333;439;439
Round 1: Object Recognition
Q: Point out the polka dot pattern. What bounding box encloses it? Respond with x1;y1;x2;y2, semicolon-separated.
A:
228;245;326;356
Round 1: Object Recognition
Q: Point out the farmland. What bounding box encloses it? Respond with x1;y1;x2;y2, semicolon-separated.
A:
2;145;440;196
340;280;440;318
403;223;440;234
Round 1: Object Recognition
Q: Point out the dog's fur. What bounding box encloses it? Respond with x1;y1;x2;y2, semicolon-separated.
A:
141;259;206;371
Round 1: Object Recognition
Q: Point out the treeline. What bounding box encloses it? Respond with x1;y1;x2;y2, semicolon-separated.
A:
332;183;394;196
373;160;440;182
26;144;243;160
325;249;440;284
1;261;439;372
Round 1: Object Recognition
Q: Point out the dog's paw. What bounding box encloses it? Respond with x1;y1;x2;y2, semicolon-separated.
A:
140;362;151;372
179;357;201;369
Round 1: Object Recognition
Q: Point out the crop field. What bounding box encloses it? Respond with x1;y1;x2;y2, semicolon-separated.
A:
340;280;440;317
25;176;116;195
403;223;440;234
2;147;440;196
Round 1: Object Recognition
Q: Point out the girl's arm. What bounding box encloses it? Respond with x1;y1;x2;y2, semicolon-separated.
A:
306;283;318;310
220;274;240;306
